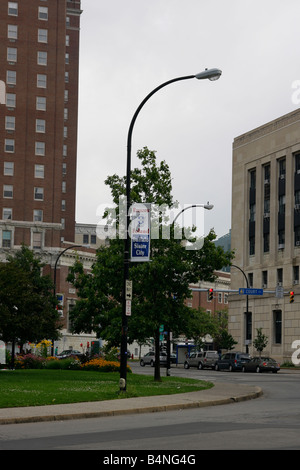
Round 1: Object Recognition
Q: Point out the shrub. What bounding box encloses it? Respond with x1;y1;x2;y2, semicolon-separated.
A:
81;358;131;373
15;354;45;369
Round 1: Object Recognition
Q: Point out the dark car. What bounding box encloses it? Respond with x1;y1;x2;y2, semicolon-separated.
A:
242;356;280;373
215;351;250;371
56;349;83;360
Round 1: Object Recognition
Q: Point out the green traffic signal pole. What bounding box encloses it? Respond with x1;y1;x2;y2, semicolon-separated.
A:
120;69;222;391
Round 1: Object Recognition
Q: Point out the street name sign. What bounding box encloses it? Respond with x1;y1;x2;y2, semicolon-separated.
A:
239;288;263;295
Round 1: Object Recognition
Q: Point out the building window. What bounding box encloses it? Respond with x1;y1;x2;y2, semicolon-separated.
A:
295;226;300;246
4;161;14;176
277;268;283;286
279;195;285;215
7;47;17;62
293;266;299;285
248;273;253;288
91;235;97;245
61;200;66;211
38;29;48;43
3;185;13;198
34;164;44;178
62;163;67;176
263;232;269;253
6;70;16;85
36;119;46;133
279;158;286;178
8;2;18;16
63;144;67;157
218;293;222;303
37;51;47;66
273;310;282;344
7;24;18;39
262;270;268;288
37;74;47;88
35;141;45;156
34;187;44;200
36;96;46;111
32;232;42;249
3;208;12;220
5;115;15;130
66;35;70;46
33;209;43;222
249;236;255;256
62;181;66;193
2;230;12;248
278;230;285;249
6;93;16;108
295;153;300;174
61;218;65;230
5;139;15;152
83;234;89;244
38;6;48;20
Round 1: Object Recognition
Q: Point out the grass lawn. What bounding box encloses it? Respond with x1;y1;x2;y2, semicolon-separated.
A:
0;369;213;408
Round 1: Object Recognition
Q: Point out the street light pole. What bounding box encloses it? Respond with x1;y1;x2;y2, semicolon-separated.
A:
165;203;214;376
120;69;222;391
231;264;249;352
52;244;83;355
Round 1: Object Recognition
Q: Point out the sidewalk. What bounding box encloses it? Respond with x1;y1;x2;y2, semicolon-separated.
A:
0;382;262;425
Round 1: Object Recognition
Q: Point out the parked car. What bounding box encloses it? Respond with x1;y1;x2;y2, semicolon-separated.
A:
242;356;280;373
170;353;177;364
215;351;250;371
184;351;219;370
56;349;83;360
140;351;168;367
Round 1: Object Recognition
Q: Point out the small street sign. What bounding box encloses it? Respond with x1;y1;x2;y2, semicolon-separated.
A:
126;300;131;316
125;280;132;300
239;288;263;295
275;285;284;299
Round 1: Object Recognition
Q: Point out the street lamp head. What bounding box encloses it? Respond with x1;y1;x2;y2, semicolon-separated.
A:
204;203;214;210
195;68;222;81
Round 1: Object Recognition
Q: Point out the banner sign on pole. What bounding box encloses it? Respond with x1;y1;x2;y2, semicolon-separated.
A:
130;203;151;262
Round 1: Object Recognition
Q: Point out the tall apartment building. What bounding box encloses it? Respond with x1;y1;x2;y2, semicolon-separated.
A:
0;0;82;250
230;108;300;363
0;1;94;353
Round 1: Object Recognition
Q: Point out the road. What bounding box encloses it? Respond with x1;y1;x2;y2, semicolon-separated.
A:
0;363;300;451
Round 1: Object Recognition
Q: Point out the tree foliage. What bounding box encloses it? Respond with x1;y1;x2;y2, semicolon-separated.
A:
0;246;61;346
68;148;234;380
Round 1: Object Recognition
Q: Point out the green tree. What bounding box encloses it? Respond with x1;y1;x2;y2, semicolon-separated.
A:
212;310;237;351
68;148;234;381
0;246;61;364
253;327;268;357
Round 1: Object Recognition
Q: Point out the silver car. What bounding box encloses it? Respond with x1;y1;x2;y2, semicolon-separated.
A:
140;351;167;367
184;351;219;370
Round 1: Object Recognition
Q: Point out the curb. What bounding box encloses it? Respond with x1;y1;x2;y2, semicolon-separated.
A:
0;385;263;425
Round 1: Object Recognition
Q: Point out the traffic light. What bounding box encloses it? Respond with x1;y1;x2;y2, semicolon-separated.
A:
208;288;214;301
290;291;295;303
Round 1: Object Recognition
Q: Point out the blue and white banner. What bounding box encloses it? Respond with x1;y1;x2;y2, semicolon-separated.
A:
130;203;151;262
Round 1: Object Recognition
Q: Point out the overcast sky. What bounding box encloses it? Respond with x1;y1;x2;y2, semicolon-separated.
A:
75;0;300;239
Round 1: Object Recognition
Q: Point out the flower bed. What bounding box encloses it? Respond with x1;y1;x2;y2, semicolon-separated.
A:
14;354;131;373
81;357;131;373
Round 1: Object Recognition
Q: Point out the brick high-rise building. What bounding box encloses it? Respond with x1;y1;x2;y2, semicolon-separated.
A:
0;0;82;250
